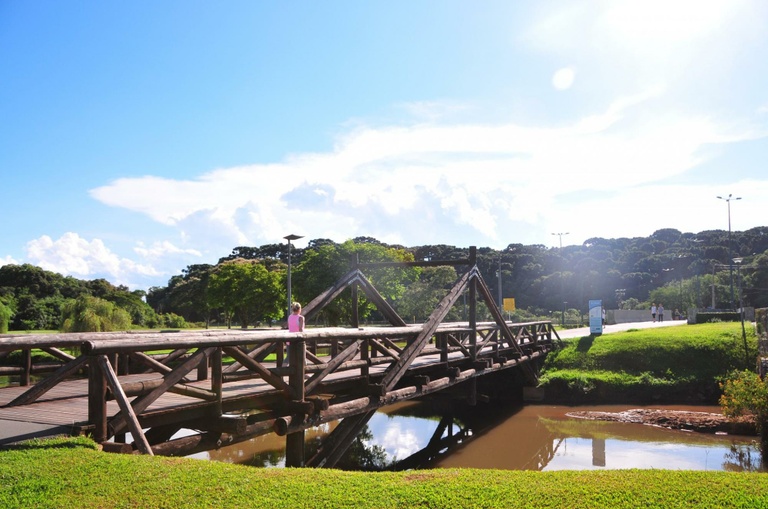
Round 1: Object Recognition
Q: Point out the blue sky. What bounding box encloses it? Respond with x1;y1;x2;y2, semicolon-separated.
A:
2;1;767;291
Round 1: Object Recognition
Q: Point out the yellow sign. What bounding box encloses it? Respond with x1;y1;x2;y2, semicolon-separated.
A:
503;298;516;311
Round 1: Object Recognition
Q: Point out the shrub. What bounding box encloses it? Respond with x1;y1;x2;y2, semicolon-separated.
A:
720;370;768;435
0;301;11;333
696;312;741;323
60;296;132;332
162;313;189;329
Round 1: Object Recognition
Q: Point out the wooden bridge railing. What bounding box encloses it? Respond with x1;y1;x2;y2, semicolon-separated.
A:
0;335;87;387
1;320;558;455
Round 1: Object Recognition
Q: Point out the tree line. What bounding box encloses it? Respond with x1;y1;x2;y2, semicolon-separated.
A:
1;227;767;333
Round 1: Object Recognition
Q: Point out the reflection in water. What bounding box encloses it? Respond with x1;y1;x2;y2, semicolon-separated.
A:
433;404;765;472
186;403;765;472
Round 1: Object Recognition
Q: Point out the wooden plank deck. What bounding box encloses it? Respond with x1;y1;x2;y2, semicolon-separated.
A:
0;359;387;430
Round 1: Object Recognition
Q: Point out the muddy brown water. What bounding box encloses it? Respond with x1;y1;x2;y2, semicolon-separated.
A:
185;402;765;472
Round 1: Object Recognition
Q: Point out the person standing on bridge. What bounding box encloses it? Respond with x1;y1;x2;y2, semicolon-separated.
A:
288;302;305;332
658;303;664;322
286;302;304;367
651;303;657;323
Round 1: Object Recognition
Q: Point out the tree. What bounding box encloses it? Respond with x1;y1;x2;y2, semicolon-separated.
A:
60;295;132;332
293;240;418;326
396;266;460;323
0;299;11;333
105;289;158;327
744;250;768;309
207;259;283;328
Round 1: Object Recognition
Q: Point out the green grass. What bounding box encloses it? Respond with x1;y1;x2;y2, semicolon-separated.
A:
539;323;757;404
2;437;768;509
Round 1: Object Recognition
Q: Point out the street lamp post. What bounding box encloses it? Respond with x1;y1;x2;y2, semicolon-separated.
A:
497;258;503;310
551;232;569;326
716;194;741;309
284;234;304;317
551;232;569;250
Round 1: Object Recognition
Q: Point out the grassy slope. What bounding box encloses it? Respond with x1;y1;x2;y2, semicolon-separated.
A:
540;322;757;404
2;437;768;509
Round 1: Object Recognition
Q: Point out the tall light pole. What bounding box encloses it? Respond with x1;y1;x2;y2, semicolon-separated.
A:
497;257;503;310
716;194;741;309
551;232;569;326
284;234;304;318
551;232;569;249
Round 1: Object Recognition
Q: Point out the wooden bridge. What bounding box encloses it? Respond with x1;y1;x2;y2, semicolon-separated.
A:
0;247;560;467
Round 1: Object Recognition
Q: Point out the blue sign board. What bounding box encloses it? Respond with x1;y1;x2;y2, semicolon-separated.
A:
589;299;603;335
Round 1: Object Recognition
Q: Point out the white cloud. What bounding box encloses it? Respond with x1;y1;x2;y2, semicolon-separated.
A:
24;233;161;287
88;92;764;250
0;255;19;267
552;67;575;90
133;241;202;259
378;422;422;460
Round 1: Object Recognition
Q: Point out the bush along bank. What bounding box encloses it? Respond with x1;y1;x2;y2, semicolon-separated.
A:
538;323;757;405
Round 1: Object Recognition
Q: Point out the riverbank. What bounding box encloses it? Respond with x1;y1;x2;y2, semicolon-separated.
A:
2;436;768;509
539;322;757;406
567;408;757;435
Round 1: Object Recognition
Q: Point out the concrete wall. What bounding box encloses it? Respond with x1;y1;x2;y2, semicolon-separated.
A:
608;308;756;325
609;309;655;324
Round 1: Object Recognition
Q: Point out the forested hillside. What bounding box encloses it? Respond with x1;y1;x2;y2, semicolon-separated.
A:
2;227;767;332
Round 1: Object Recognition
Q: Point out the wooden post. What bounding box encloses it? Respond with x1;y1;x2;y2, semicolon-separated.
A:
361;338;370;378
97;355;153;455
469;246;477;361
351;253;359;328
118;353;130;375
285;338;306;467
197;353;208;381
21;348;31;386
211;347;223;416
88;356;108;443
438;333;448;364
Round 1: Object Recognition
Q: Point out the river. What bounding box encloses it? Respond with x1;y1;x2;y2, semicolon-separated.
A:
186;402;765;472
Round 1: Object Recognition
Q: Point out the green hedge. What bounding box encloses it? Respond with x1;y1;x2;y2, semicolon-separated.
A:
695;311;741;323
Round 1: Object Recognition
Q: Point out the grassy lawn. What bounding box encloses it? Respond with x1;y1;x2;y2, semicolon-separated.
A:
2;437;768;509
539;322;757;404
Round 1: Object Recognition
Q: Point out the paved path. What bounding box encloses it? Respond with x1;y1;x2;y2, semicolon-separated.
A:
556;319;687;339
0;420;72;446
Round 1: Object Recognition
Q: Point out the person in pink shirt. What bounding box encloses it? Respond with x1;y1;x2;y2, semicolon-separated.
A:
288;302;304;332
286;302;304;366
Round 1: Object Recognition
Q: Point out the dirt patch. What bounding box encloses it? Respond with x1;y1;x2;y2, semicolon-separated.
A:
566;408;757;435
